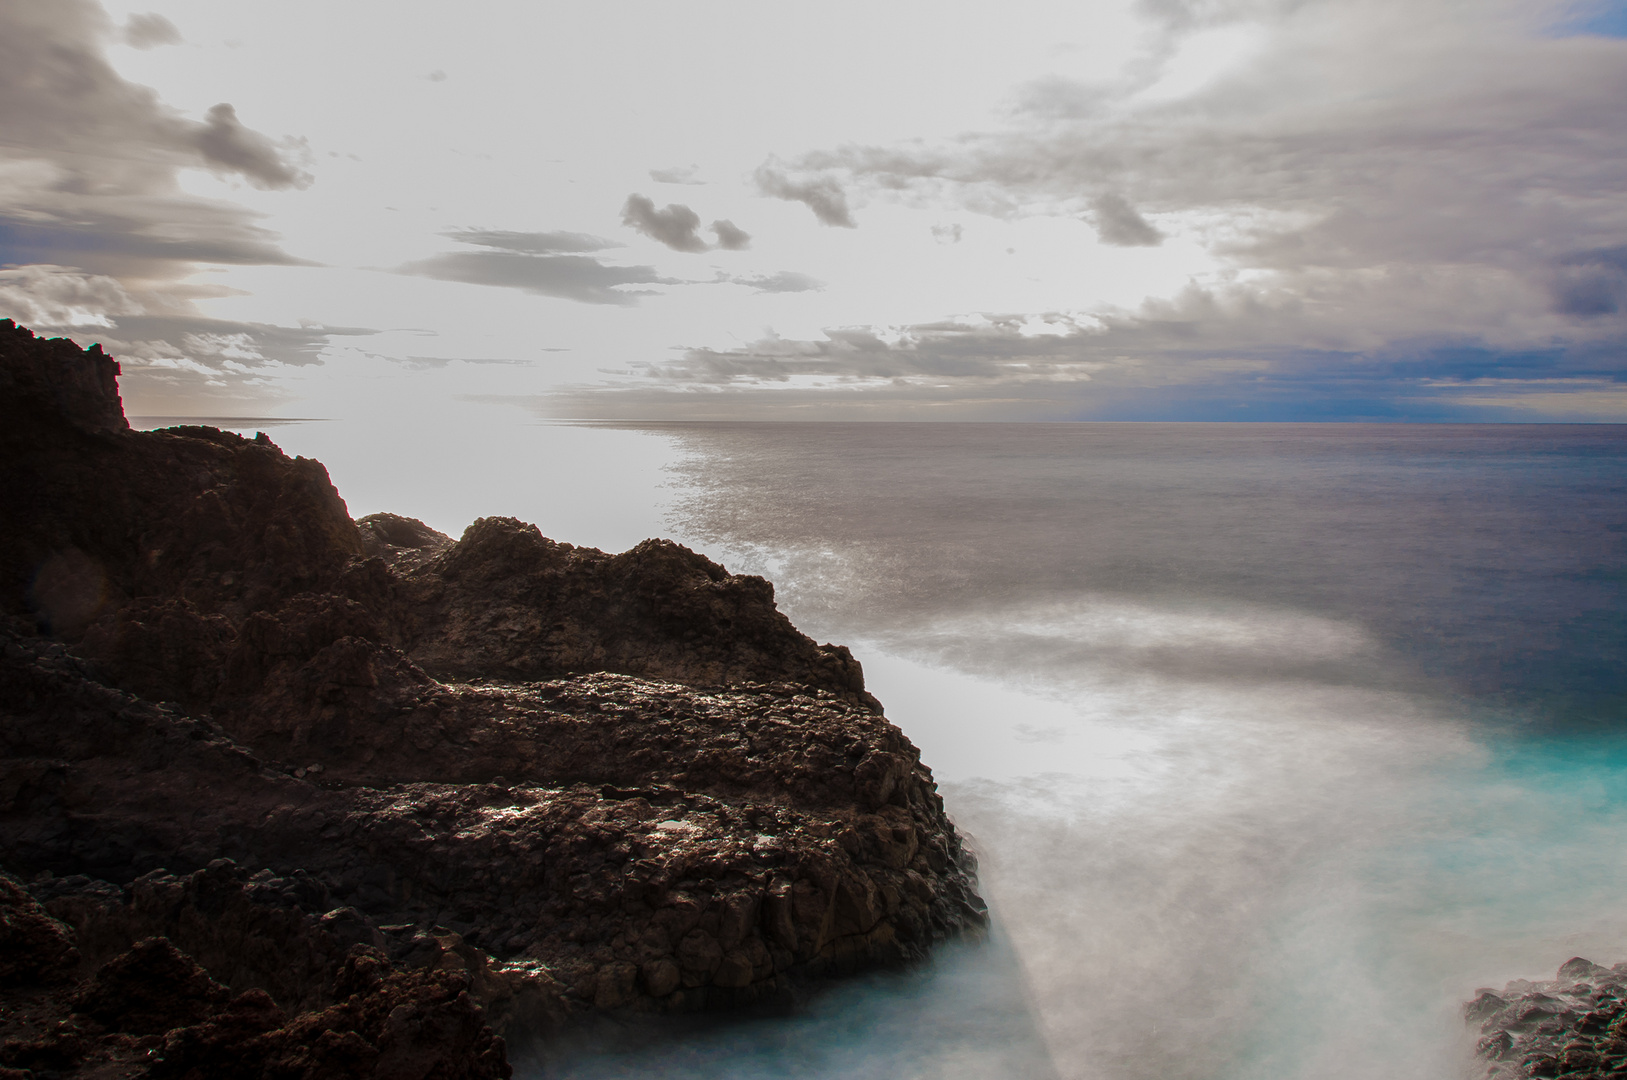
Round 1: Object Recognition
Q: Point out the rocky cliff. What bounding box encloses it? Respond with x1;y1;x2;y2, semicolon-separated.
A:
0;319;986;1076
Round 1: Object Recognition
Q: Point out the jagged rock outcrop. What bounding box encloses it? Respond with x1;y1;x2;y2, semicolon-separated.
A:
1468;957;1627;1079
0;320;987;1072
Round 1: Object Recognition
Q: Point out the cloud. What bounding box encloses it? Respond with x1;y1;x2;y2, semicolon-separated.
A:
711;220;752;250
0;0;314;333
754;164;856;227
1089;193;1162;247
686;0;1627;415
121;12;180;49
0;1;310;194
555;254;1627;420
0;265;142;328
621;194;709;252
0;2;348;410
445;229;618;255
730;271;824;294
104;314;375;371
399;229;682;305
932;224;963;244
650;165;704;185
1552;247;1627;317
399;250;678;305
193;103;311;190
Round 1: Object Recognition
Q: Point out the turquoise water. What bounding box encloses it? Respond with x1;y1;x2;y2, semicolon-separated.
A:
159;418;1627;1079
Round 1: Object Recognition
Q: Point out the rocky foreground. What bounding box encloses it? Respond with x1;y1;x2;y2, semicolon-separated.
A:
1468;958;1627;1080
0;319;986;1077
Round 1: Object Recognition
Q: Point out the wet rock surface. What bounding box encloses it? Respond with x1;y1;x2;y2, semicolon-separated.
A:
1468;958;1627;1080
0;321;986;1073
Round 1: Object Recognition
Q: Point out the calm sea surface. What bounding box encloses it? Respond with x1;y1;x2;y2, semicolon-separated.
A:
150;418;1627;1080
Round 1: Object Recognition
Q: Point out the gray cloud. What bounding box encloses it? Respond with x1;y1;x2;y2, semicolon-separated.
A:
1090;193;1162;247
105;314;375;370
730;271;824;294
932;224;964;244
193;103;310;190
0;313;377;415
0;265;141;329
557;256;1627;421
0;1;309;193
711;220;752;250
445;229;618;255
754;164;857;227
621;194;709;253
400;355;541;369
650;165;704;185
703;1;1627;416
0;1;344;410
1552;247;1627;317
398;247;679;306
122;11;180;49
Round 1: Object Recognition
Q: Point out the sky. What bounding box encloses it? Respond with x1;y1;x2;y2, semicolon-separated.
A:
1;0;1625;422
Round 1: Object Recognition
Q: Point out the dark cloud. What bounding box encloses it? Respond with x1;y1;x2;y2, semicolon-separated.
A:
398;249;679;306
122;12;180;49
730;271;824;294
445;229;618;255
193;103;310;190
711;220;751;250
1552;247;1627;317
0;212;306;280
620;195;709;253
1089;193;1162;247
753;164;856;227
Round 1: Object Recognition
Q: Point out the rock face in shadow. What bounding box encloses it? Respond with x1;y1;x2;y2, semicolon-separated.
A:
0;871;510;1078
0;321;986;1073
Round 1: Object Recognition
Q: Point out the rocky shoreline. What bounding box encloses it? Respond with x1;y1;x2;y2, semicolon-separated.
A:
0;319;986;1077
1468;959;1627;1080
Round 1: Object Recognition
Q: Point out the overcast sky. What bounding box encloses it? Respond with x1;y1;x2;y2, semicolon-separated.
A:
2;0;1625;421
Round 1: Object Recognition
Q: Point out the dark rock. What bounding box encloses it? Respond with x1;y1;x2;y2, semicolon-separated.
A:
1468;958;1627;1080
149;947;510;1080
69;936;232;1034
0;323;988;1073
0;870;78;985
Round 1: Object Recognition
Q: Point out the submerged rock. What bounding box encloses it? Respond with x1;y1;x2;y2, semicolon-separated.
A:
0;319;986;1072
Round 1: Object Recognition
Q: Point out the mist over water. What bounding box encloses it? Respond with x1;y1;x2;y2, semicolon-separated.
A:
637;423;1627;1080
154;416;1627;1079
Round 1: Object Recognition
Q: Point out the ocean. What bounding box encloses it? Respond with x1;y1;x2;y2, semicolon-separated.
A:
147;416;1627;1080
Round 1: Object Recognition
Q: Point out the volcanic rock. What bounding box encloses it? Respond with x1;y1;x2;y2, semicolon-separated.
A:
1467;957;1627;1080
0;320;987;1073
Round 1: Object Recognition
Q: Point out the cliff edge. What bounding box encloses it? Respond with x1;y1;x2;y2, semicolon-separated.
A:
0;320;987;1076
